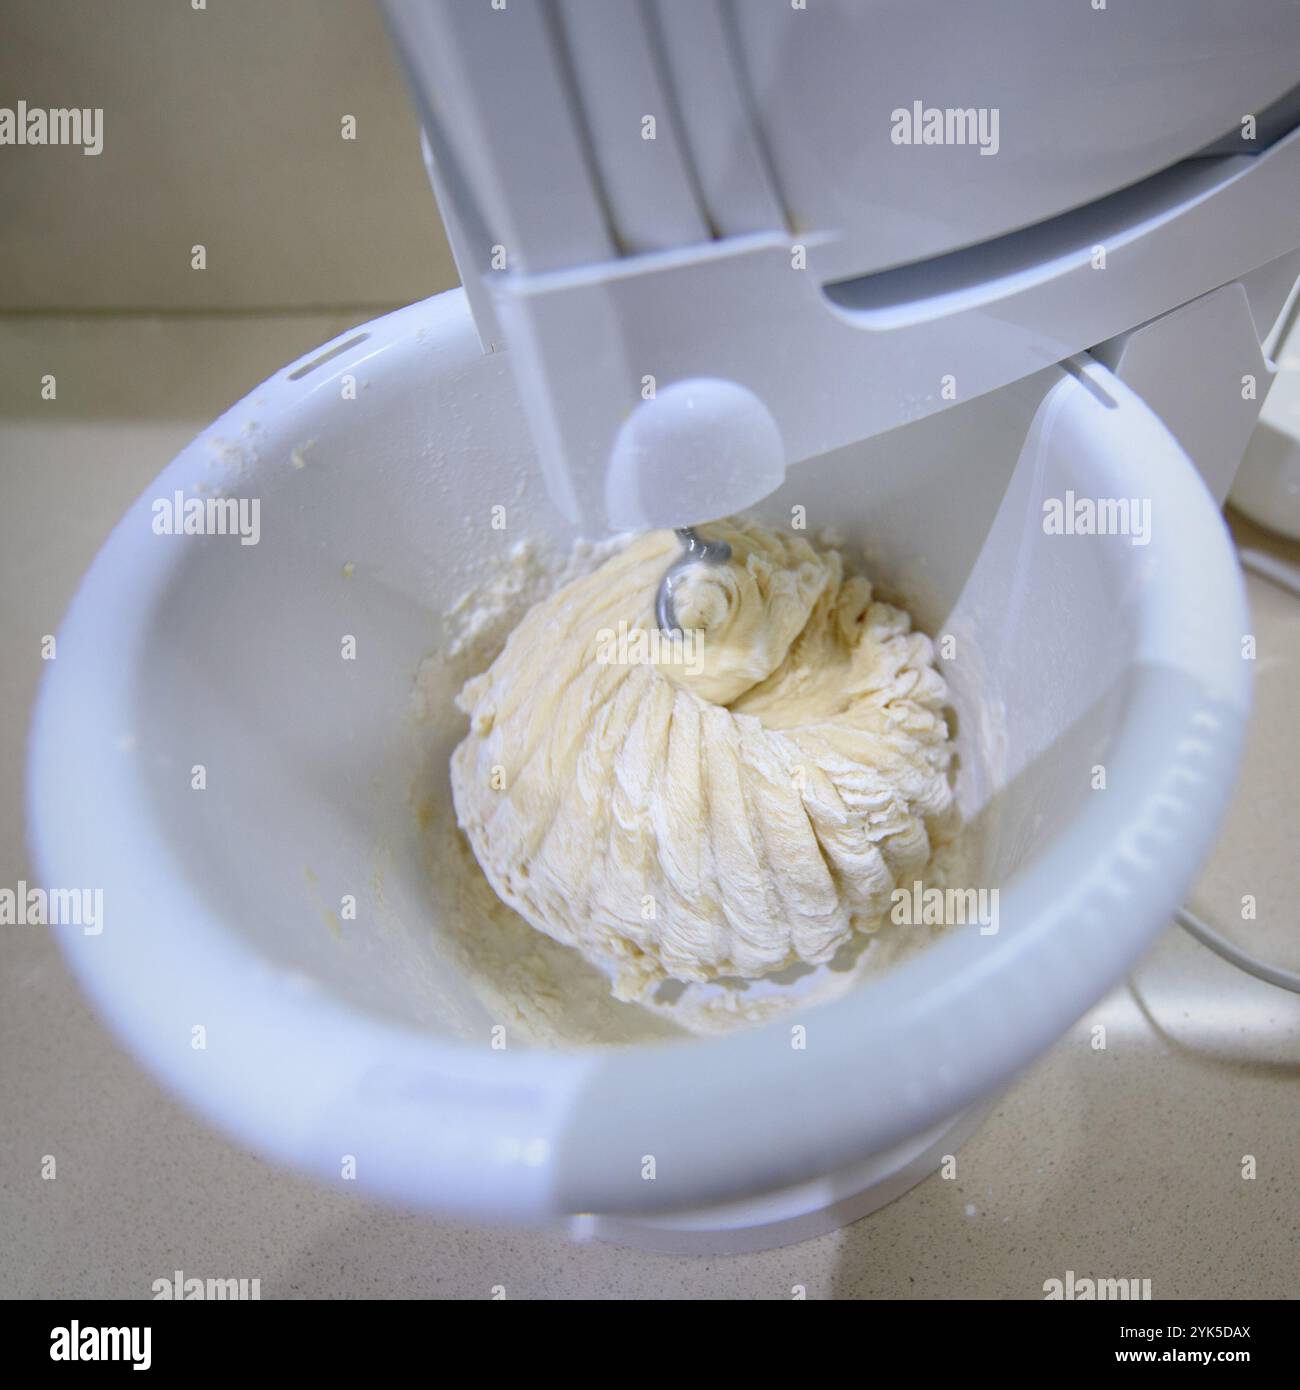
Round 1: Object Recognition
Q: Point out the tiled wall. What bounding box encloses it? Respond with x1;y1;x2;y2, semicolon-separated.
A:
0;0;459;310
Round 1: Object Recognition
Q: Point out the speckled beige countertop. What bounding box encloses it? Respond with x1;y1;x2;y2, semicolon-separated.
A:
2;314;1297;1300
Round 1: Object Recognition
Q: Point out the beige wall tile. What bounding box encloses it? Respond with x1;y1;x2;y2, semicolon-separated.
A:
0;0;459;310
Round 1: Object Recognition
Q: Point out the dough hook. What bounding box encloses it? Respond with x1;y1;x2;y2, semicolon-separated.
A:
655;527;732;635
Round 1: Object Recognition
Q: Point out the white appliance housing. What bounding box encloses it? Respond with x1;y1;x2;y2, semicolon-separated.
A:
386;0;1300;528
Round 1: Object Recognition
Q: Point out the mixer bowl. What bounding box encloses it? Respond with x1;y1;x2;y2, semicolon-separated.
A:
28;289;1250;1250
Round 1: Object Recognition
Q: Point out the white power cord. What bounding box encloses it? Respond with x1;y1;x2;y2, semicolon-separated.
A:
1173;540;1300;992
1175;907;1300;993
1238;545;1300;597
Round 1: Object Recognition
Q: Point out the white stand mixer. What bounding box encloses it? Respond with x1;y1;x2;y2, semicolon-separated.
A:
27;1;1300;1253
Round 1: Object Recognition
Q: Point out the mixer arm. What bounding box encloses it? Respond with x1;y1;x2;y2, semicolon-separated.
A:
383;0;1300;531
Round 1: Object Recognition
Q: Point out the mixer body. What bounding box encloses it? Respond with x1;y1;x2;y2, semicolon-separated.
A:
25;1;1296;1250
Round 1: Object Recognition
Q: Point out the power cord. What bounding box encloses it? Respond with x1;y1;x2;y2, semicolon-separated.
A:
1175;907;1300;993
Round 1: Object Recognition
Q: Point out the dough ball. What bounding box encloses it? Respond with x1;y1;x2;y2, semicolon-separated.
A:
450;520;955;1000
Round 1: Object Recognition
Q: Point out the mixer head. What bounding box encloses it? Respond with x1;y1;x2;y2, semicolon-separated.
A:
383;0;1300;532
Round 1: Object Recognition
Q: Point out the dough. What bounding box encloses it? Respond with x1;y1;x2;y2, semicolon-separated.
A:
450;520;955;1001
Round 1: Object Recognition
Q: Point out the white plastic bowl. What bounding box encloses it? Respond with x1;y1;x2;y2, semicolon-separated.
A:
28;290;1250;1250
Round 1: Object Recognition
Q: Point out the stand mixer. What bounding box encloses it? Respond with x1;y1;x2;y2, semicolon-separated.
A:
26;1;1300;1251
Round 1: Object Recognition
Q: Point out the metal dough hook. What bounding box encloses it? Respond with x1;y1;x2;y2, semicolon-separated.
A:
655;527;732;636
